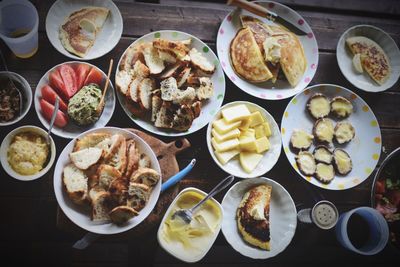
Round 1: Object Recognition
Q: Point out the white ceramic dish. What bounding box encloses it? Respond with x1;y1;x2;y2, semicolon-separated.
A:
206;101;281;179
0;125;56;181
34;61;116;139
221;177;297;259
281;84;382;190
115;30;226;137
0;71;32;126
46;0;123;60
337;25;400;92
157;187;223;263
53;127;161;235
216;0;318;100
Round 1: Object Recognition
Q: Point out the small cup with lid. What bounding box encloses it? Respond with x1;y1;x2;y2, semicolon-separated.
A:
297;200;339;230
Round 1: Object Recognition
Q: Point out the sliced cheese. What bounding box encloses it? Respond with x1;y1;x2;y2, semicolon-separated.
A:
212;138;239;152
239;135;257;152
263;122;272;137
215;149;240;165
221;104;251;123
249;111;265;127
213;119;241;134
212;128;241;143
240;152;263;173
255;124;265;138
241;128;255;138
239;117;252;130
255;137;270;153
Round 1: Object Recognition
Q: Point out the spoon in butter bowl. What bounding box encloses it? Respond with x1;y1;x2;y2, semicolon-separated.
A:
172;174;235;224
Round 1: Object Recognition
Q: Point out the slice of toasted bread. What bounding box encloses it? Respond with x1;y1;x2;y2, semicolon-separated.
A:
88;185;106;204
103;134;125;161
186;74;200;86
70;147;103;170
159;62;183;79
143;46;165;75
154;101;174;129
153;38;189;59
196;77;214;100
172;87;196;105
104;138;127;174
160;77;178;101
151;95;163;122
119;46;144;71
63;163;88;205
109;205;139;225
128;77;142;103
125;140;140;178
127;182;150;211
132;60;150;79
138;153;151;169
138;78;155;110
116;69;134;95
191;101;202;118
158;50;177;64
91;191;111;223
171;104;194;132
130;167;160;187
109;177;128;205
189;48;216;74
177;67;192;88
74;132;111;152
97;164;122;190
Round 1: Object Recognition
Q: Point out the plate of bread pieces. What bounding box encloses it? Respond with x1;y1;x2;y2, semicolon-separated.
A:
221;177;297;259
217;1;318;100
53;127;161;234
46;0;123;60
337;25;400;92
281;84;382;190
115;30;225;136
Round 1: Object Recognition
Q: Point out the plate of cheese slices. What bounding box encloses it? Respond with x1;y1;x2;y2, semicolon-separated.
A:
46;0;123;60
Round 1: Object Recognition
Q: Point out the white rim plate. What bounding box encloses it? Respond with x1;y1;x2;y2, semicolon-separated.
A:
337;25;400;92
53;127;161;235
46;0;123;60
206;101;281;178
34;61;116;139
281;84;382;190
115;30;226;137
221;177;297;259
216;0;318;100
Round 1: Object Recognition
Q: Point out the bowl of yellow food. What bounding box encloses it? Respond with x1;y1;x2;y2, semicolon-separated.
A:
0;125;56;181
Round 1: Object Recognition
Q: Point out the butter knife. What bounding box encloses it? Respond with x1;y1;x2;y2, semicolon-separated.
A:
227;0;308;36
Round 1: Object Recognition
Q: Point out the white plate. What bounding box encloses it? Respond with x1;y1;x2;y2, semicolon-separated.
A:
221;177;297;259
206;101;281;178
115;30;226;137
216;0;318;100
337;25;400;92
46;0;123;60
281;84;382;190
34;61;116;139
53;127;161;235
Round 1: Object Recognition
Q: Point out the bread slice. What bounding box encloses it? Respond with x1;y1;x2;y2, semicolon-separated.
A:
70;147;103;170
88;186;106;204
160;77;178;101
159;62;183;79
151;95;163;122
127;182;150;211
158;50;177;64
91;191;111;223
109;205;138;225
130;167;160;187
143;46;165;75
125;140;140;178
63;163;88;205
119;46;144;71
191;101;202;118
109;177;129;205
153;38;189;59
154;101;174;128
177;67;192;88
189;48;215;74
128;77;142;103
196;77;214;100
171;104;195;132
97;164;122;190
104;138;127;174
103;134;125;161
172;87;196;105
138;78;155;110
74;132;111;152
132;60;150;79
139;153;151;169
116;69;134;95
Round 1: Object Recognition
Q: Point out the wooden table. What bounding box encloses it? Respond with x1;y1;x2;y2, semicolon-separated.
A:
1;0;399;266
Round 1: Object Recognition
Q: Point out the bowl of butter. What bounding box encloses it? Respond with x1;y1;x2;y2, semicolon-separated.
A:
157;187;223;263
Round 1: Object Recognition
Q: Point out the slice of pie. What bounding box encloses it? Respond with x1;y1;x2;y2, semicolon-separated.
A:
346;36;391;85
60;7;110;58
237;184;272;250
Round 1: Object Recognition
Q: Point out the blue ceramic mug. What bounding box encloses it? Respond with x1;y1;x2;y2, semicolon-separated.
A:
335;207;389;255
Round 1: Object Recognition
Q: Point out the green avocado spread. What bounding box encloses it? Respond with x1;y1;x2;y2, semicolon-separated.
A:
68;83;102;125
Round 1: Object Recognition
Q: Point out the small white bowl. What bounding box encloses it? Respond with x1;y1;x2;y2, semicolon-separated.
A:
337;25;400;92
206;101;282;178
157;187;223;263
0;125;56;181
0;71;32;126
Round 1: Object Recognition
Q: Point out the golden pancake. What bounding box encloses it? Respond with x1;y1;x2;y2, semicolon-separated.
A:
230;27;273;83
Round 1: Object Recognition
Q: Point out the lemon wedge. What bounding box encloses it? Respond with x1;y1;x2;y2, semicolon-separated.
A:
352;53;364;74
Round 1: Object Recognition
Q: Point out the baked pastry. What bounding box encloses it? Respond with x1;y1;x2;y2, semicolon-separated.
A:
290;129;314;150
330;96;353;118
60;7;110;58
307;93;330;119
315;163;335;184
296;151;316;176
334;121;355;144
237;184;272;250
313;118;335;143
313;145;332;164
230;27;273;82
346;36;391;85
333;148;352;175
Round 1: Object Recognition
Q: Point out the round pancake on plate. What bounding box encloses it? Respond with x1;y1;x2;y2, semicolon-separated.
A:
230;27;273;83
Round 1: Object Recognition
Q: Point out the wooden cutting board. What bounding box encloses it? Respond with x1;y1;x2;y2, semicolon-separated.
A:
56;128;191;237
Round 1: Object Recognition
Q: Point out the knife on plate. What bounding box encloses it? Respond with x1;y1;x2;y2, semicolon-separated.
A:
227;0;308;36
